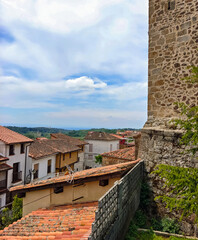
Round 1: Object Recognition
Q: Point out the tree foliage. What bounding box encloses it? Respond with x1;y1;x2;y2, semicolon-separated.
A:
95;155;102;164
153;165;198;222
0;195;22;229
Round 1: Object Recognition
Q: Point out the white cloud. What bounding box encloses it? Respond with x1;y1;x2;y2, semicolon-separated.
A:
0;0;148;79
0;74;147;109
1;0;125;34
0;75;107;107
0;0;148;128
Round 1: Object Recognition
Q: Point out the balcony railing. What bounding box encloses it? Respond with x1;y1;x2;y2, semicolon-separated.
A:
12;171;22;183
0;179;7;190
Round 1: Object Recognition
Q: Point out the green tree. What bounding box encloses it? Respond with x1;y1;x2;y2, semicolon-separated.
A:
154;66;198;223
95;155;102;164
0;195;22;229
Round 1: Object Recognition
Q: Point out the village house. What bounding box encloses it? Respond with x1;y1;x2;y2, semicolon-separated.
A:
0;156;12;209
84;131;120;168
50;133;87;171
101;146;136;166
0;126;33;207
29;138;81;181
10;161;139;216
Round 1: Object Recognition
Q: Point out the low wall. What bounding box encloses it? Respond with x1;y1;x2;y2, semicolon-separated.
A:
89;161;144;240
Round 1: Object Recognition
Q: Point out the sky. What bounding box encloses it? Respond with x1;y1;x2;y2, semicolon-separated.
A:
0;0;148;129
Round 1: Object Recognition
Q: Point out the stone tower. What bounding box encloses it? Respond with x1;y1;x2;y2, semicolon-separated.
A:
140;0;198;234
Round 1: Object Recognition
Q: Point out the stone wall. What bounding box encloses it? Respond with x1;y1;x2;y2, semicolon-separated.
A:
89;161;143;240
147;0;198;125
140;0;198;235
140;128;198;236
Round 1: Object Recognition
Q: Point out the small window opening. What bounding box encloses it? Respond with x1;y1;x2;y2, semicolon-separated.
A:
9;145;15;155
99;179;109;187
54;186;63;194
69;152;72;158
20;144;25;154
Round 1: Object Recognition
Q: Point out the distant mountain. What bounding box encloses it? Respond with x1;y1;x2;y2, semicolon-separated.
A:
5;126;140;140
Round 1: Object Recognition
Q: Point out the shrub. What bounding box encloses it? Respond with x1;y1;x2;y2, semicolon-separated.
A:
134;210;147;228
161;218;180;234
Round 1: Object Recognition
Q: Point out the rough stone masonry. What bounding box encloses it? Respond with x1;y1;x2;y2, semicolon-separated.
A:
140;0;198;236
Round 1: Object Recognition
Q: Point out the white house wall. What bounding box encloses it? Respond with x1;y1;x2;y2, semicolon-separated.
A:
0;193;6;209
84;140;119;168
31;155;56;181
4;143;31;188
74;152;84;171
0;141;6;156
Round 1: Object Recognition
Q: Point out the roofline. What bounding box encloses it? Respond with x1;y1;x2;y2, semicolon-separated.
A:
101;155;135;161
84;138;119;141
10;161;140;194
4;140;34;145
10;171;127;194
29;148;81;160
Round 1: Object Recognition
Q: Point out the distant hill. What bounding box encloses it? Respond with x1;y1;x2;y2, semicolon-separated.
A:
5;126;140;140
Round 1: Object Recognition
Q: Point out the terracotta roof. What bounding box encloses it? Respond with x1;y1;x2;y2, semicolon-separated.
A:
85;132;119;141
0;155;9;162
0;126;33;144
101;147;135;161
10;160;140;193
110;134;124;140
0;202;97;239
29;139;81;159
51;133;87;146
0;163;12;172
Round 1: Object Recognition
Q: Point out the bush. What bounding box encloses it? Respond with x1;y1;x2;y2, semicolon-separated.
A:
134;210;147;228
0;195;22;229
151;217;162;231
161;218;180;234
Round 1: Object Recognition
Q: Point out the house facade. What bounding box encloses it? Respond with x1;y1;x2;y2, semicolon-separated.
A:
84;132;120;168
29;138;80;182
0;126;33;207
10;161;137;216
50;133;87;171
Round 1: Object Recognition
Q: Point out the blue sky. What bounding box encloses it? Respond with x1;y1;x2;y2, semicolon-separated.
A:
0;0;148;129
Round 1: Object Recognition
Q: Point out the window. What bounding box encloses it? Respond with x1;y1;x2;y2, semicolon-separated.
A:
12;162;22;183
110;144;112;151
63;154;65;161
69;152;72;158
9;145;15;155
54;186;63;194
99;179;109;187
88;154;93;160
20;144;25;154
33;164;39;179
47;160;51;174
89;144;93;152
117;144;119;150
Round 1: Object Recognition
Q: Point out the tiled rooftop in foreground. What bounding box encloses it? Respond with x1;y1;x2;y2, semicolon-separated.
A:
0;202;98;240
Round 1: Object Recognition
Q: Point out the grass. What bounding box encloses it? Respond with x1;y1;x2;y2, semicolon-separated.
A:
125;224;197;240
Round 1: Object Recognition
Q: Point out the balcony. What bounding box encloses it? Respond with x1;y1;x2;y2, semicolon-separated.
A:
0;179;7;191
12;171;22;183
